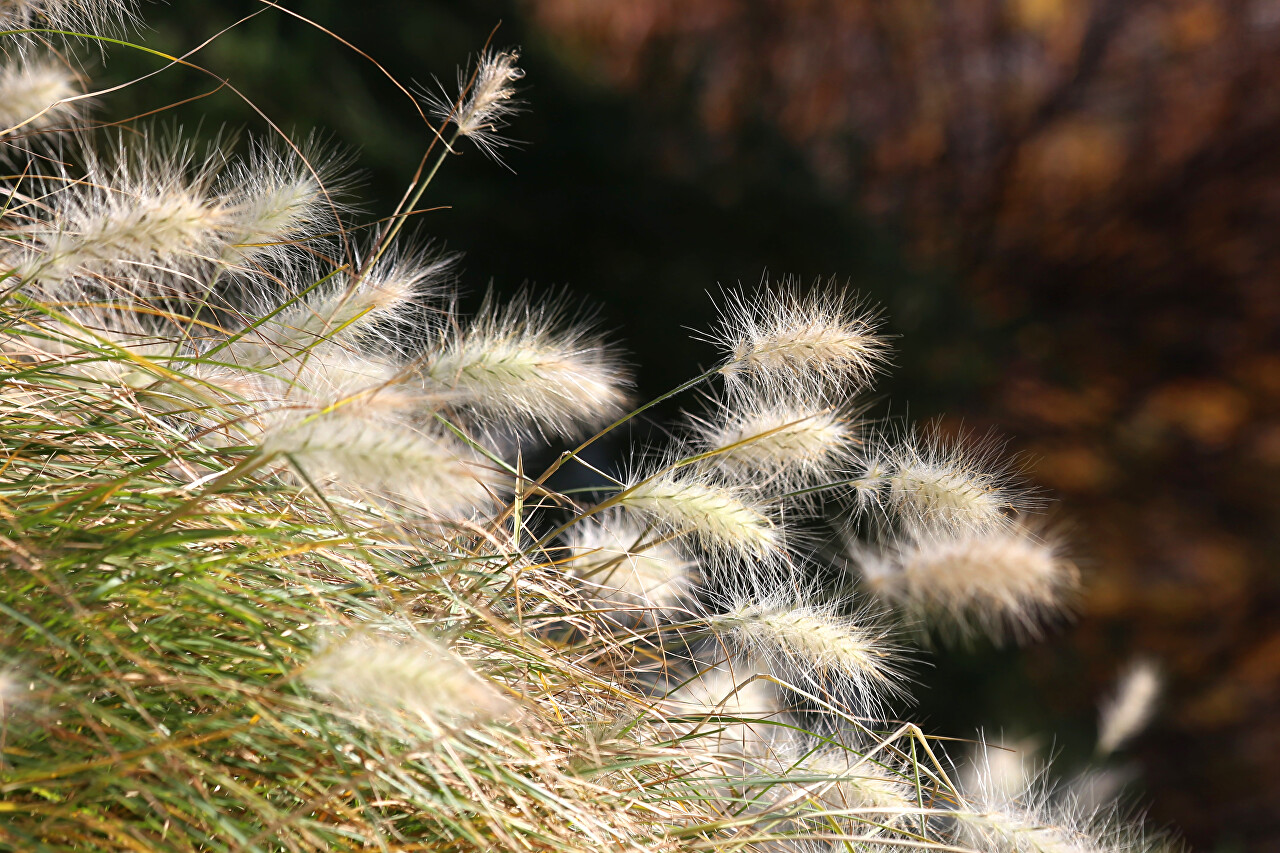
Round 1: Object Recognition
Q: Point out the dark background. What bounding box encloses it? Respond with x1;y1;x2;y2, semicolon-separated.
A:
94;2;1280;849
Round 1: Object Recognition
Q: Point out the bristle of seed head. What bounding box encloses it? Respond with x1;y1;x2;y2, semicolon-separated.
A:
260;411;497;518
710;594;901;712
0;0;137;33
695;389;860;492
423;49;524;162
1097;660;1162;756
564;510;698;629
860;524;1079;644
712;281;889;396
305;629;509;734
960;736;1040;805
421;292;630;439
616;470;781;565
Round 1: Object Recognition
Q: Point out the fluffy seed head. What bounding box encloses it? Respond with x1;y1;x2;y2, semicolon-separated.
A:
860;525;1079;644
710;594;901;712
952;745;1142;853
1097;660;1162;756
664;661;785;758
213;143;339;270
305;629;509;734
421;292;630;439
859;426;1036;531
779;743;917;828
6;136;352;304
564;510;698;628
8;140;235;297
617;470;780;565
696;390;860;492
260;411;497;518
713;283;889;396
227;254;452;366
424;49;524;161
0;58;79;135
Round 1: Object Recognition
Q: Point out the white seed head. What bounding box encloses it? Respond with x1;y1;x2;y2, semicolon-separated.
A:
713;283;889;397
8;139;234;297
260;411;498;518
213;143;339;270
860;426;1035;531
425;49;524;161
305;629;509;734
664;661;785;758
564;510;698;628
779;743;918;828
1097;660;1161;756
617;470;781;565
951;746;1146;853
421;293;631;439
0;58;80;134
696;390;860;492
711;594;901;712
861;525;1079;644
228;255;451;366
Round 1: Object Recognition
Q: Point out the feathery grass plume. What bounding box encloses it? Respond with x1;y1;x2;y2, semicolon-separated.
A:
305;628;510;734
260;410;498;518
952;746;1162;853
212;141;341;271
856;425;1036;531
713;281;889;397
709;593;901;712
775;739;919;831
7;134;344;304
0;56;79;135
1097;660;1162;756
421;291;630;438
857;524;1079;644
424;48;524;161
664;660;788;759
0;667;25;718
564;509;698;629
695;388;860;493
255;346;409;414
616;466;782;567
223;253;453;365
6;135;236;297
960;736;1041;805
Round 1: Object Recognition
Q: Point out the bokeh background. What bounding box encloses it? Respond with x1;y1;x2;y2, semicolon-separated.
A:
99;2;1280;848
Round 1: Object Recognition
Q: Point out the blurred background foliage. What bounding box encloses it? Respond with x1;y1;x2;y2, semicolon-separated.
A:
94;1;1280;848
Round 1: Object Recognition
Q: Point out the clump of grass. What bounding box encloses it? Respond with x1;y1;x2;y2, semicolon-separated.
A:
0;10;1179;853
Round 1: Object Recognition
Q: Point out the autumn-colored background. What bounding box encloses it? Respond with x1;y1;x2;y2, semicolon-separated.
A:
107;1;1279;848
